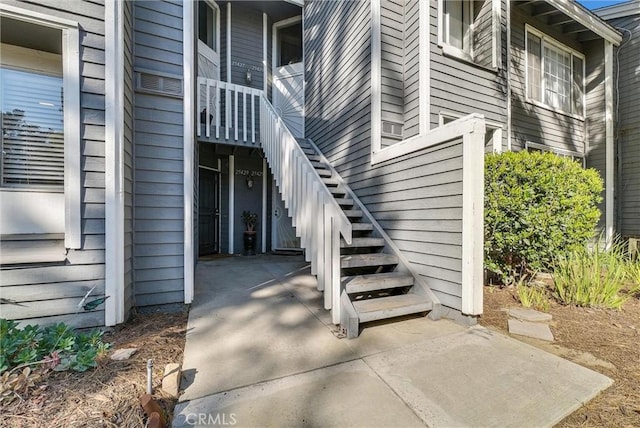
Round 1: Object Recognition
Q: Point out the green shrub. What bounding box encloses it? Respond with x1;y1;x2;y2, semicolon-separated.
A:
485;150;603;284
553;241;628;309
0;319;110;374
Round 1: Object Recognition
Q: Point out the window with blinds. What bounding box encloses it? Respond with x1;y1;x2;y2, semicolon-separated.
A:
1;68;64;190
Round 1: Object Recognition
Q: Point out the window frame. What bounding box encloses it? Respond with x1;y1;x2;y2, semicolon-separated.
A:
439;111;503;153
437;0;501;69
525;140;586;167
524;24;586;120
0;5;81;249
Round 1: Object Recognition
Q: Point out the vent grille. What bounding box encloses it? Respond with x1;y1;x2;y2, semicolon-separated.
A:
382;121;403;139
136;71;183;98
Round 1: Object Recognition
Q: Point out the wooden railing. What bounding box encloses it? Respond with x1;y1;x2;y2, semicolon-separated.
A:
260;95;352;324
197;77;262;143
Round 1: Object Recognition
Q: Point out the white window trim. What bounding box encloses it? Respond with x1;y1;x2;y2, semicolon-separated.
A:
437;0;501;70
439;111;503;153
524;24;586;120
525;140;585;160
0;4;81;249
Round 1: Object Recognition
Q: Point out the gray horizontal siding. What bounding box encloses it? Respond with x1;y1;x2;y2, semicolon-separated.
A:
608;15;640;236
430;0;507;152
230;4;264;92
305;0;469;311
0;0;106;328
510;7;586;153
133;1;184;307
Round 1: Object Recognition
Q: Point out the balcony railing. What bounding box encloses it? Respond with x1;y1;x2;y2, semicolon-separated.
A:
197;77;263;144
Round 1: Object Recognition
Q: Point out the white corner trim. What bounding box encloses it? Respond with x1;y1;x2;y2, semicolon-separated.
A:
492;0;501;69
506;0;512;151
461;124;486;315
604;40;614;242
419;0;430;135
183;0;195;304
105;0;125;326
263;13;268;91
262;158;267;253
371;0;382;156
227;3;231;83
229;155;235;254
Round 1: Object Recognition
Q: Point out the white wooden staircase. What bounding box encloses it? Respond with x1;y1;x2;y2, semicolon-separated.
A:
260;97;441;338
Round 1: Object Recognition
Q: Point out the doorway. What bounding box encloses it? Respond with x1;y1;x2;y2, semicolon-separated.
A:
199;166;220;255
273;16;304;138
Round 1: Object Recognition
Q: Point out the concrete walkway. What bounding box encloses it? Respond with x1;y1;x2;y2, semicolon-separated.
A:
174;255;612;427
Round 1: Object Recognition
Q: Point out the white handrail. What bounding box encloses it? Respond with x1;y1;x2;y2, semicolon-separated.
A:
260;95;352;324
197;77;262;143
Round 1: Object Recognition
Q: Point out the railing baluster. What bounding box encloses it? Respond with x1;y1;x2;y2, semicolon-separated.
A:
215;82;220;139
225;86;230;140
206;81;211;138
251;94;256;143
243;89;247;143
234;89;239;142
197;78;202;137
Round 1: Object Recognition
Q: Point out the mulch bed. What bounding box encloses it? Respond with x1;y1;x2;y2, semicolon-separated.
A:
480;286;640;427
1;309;188;428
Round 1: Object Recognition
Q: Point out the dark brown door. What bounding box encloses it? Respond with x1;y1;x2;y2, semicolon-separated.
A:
199;168;219;255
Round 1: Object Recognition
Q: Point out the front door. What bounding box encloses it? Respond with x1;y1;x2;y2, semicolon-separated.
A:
199;167;220;255
273;18;304;138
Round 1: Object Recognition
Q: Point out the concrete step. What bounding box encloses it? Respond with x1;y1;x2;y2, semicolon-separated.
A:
335;197;354;206
341;253;398;269
353;294;432;323
340;237;385;248
343;272;414;294
343;209;363;219
351;222;373;232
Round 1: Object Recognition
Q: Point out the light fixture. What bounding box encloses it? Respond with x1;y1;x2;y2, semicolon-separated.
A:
245;69;252;84
246;177;254;189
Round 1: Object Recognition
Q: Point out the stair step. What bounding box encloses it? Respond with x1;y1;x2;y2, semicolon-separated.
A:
307;154;322;162
353;294;432;323
335;197;354;206
343;209;363;218
323;177;339;186
341;253;398;269
340;237;385;248
351;222;373;231
316;169;332;178
343;272;414;294
302;148;315;155
329;187;346;195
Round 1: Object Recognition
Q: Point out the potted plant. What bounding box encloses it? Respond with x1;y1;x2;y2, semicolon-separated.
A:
241;210;258;255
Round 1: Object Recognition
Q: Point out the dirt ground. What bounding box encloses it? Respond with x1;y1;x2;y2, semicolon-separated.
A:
1;309;188;428
480;286;640;428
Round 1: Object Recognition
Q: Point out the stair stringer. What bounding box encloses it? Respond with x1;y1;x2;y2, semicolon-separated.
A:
302;138;443;320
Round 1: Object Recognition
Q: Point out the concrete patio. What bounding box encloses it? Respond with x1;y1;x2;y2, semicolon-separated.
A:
173;255;612;427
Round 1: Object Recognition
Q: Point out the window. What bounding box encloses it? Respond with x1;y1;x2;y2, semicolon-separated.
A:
439;0;500;68
198;0;218;53
0;6;80;248
277;22;302;66
525;141;585;167
526;26;585;117
439;112;503;153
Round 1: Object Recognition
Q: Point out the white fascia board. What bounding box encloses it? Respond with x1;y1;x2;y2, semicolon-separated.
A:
594;1;640;20
544;0;623;45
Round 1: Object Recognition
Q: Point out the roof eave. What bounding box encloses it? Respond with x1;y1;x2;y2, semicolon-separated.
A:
545;0;623;45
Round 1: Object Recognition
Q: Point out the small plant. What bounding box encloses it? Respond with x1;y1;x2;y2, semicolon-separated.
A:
484;151;603;285
553;242;629;309
516;283;550;312
241;210;258;232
